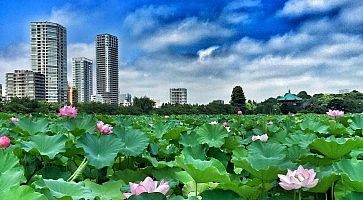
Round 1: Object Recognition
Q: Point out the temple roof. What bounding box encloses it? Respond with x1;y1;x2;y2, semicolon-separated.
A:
277;90;303;101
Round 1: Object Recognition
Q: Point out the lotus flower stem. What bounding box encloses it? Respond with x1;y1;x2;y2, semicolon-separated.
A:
294;191;296;200
68;158;87;181
298;190;301;200
331;182;334;200
195;182;198;196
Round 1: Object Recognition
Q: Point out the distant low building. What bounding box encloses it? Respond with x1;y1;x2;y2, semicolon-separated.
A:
6;70;45;100
151;98;161;108
210;100;224;104
339;89;350;94
119;93;132;106
91;94;104;103
170;88;187;104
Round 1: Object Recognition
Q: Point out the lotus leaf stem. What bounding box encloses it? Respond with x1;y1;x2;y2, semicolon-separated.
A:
68;158;87;181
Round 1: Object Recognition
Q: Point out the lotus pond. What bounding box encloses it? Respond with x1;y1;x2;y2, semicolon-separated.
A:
1;112;363;200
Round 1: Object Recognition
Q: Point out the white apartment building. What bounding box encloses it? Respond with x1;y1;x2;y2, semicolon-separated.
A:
170;88;187;104
6;70;45;100
72;57;93;102
31;22;67;103
96;34;119;104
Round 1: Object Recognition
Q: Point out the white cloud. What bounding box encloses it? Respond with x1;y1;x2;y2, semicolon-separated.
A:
123;5;174;37
279;0;352;17
220;0;261;24
140;17;233;52
48;5;86;27
338;4;363;26
197;46;219;62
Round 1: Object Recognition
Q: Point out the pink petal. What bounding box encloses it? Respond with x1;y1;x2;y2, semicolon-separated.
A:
141;177;156;193
129;183;139;194
135;185;147;195
154;184;170;195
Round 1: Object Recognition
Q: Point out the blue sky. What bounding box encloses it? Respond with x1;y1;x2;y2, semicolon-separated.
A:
1;0;363;103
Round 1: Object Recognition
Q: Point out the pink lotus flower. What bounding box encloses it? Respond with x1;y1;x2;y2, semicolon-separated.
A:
326;109;344;118
251;134;268;142
223;122;228;127
237;110;243;115
59;105;78;118
9;117;19;123
96;121;113;135
123;177;170;199
0;136;11;148
278;165;319;190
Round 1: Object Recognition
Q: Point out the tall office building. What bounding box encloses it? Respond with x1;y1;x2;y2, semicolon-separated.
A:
30;22;67;103
5;70;45;100
72;57;93;102
170;88;187;104
96;34;119;104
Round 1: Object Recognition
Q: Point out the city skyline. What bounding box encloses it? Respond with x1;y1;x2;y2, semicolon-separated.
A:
0;0;362;104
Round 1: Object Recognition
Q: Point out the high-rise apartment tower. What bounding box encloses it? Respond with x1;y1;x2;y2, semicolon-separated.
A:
72;57;93;102
30;22;67;103
96;34;119;104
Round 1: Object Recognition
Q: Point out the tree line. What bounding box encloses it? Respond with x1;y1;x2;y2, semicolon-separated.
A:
1;86;362;115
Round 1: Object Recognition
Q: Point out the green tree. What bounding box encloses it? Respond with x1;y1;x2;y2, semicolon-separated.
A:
297;91;311;99
230;86;246;111
133;97;155;114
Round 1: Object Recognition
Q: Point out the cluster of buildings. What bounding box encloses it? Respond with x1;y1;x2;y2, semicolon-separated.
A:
3;21;127;105
1;21;189;106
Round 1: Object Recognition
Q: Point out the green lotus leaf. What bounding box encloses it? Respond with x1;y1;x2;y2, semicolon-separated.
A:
328;120;349;136
218;181;267;200
309;137;363;159
0;150;26;192
128;192;167;200
22;134;68;159
116;129;149;157
196;124;228;148
286;145;310;161
335;159;363;192
222;136;242;152
176;154;230;183
232;143;292;181
150;121;176;139
200;189;245;200
85;180;124;200
180;132;200;147
16;118;48;135
164;126;188;141
0;185;47;200
142;153;175;168
309;166;339;193
285;133;316;148
182;182;218;197
350;115;363;131
76;134;123;169
300;119;328;134
42;178;93;199
112;169;147;183
63;115;96;136
335;182;363;200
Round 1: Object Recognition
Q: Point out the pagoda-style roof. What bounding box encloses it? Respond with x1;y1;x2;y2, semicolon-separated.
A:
277;90;302;101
